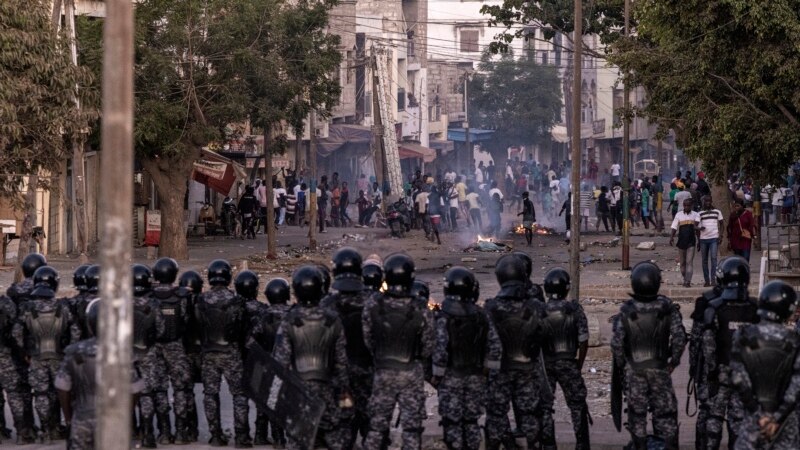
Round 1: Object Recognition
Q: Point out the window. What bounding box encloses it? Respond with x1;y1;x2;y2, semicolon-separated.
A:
397;88;406;111
407;30;415;57
460;30;479;53
365;92;372;117
346;51;353;84
540;51;548;65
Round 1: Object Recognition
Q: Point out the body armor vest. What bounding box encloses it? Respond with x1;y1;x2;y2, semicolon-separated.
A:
705;297;759;366
24;301;68;359
72;293;93;339
67;340;98;419
196;294;241;352
738;326;798;413
133;299;157;355
489;297;541;371
621;298;672;370
0;297;13;352
287;311;340;382
253;311;280;352
442;298;488;375
543;302;579;361
177;289;202;352
370;296;425;370
153;288;185;343
337;295;372;368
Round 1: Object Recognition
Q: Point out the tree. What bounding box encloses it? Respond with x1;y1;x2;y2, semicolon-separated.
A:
0;0;96;272
608;0;800;185
467;52;562;173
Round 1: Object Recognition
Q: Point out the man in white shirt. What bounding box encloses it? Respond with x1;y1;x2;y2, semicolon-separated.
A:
669;198;701;287
273;182;287;226
488;180;504;201
610;163;621;183
255;181;268;233
475;164;484;184
697;195;724;287
444;168;457;184
465;188;482;230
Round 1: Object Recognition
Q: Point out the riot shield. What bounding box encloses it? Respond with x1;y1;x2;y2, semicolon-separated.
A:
611;358;624;432
538;352;554;405
244;342;325;449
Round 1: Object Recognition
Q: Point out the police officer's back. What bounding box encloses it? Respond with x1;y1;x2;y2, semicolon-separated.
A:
67;265;93;340
235;270;266;354
6;253;47;307
513;251;545;302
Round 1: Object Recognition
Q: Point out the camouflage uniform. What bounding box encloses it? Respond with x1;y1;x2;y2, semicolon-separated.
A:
540;299;591;450
361;294;434;450
67;291;94;341
176;286;202;442
322;289;375;449
5;279;36;436
273;305;349;450
610;296;686;449
689;287;721;450
195;286;249;441
729;322;800;450
0;295;29;439
151;285;192;441
132;293;165;438
483;284;546;449
703;296;758;450
13;296;81;438
241;296;271;445
55;337;146;450
432;296;502;450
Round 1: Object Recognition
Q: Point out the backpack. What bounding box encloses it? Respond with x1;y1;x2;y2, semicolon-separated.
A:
297;190;306;207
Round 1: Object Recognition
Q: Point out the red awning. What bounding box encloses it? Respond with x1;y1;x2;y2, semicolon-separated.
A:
191;149;246;195
398;142;436;163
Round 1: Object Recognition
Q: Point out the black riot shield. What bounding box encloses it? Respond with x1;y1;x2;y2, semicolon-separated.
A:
611;358;624;432
244;342;325;449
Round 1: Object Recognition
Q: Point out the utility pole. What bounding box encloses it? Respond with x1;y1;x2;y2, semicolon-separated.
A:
621;0;632;270
264;126;276;259
308;111;318;251
97;0;134;447
656;139;664;230
569;0;583;300
464;76;471;176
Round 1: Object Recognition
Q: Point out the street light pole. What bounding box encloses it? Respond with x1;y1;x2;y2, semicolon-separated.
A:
621;0;632;270
464;76;471;176
569;0;583;300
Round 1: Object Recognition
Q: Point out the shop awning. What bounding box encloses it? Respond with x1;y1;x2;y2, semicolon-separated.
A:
191;149;247;195
447;128;495;142
316;124;372;157
398;142;436;163
551;124;594;143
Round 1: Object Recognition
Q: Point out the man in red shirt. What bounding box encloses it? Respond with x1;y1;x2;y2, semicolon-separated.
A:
727;198;756;262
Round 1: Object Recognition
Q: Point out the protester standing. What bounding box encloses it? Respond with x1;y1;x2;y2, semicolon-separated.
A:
669;198;701;287
698;196;724;287
728;198;756;262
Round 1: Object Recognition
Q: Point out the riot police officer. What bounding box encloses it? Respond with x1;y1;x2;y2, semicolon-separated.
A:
84;265;100;297
610;262;686;450
176;269;203;443
731;281;800;450
540;268;590;450
131;263;164;448
432;266;501;450
6;253;47;306
0;285;33;443
703;256;759;450
512;251;545;302
484;254;546;450
13;266;79;443
362;253;434;450
320;248;374;449
362;256;383;293
67;265;93;340
689;259;725;449
56;299;145;450
151;257;192;444
247;278;291;447
195;260;251;447
273;266;349;449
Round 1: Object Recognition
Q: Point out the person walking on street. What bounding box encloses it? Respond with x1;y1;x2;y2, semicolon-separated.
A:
518;192;536;246
670;198;701;287
728;198;756;263
698;196;724;287
340;182;352;227
238;186;258;239
559;192;572;242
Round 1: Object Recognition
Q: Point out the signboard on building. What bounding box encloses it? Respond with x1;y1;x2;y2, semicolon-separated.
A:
246;158;291;169
144;210;161;247
192;160;227;180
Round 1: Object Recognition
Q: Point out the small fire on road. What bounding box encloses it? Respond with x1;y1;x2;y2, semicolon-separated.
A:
512;223;556;235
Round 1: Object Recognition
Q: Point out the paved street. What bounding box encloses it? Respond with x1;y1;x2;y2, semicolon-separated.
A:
0;211;756;449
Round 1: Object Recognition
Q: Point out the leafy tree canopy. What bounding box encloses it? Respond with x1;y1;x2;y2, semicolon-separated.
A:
609;0;800;184
0;0;96;204
468;52;562;159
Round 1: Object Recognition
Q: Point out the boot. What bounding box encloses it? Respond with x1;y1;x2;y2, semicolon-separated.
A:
208;433;228;447
156;413;173;445
141;421;157;448
235;430;253;449
254;414;270;445
502;436;521;450
173;418;190;445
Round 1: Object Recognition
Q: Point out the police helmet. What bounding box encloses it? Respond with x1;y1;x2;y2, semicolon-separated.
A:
207;259;232;286
630;261;662;301
86;298;101;337
543;268;571;301
85;265;101;294
444;266;476;300
178;270;204;295
383;253;415;295
292;265;324;306
265;278;290;305
362;263;384;291
73;264;90;292
21;253;47;279
719;257;750;300
31;266;60;298
757;281;797;322
132;264;153;296
495;254;527;286
513;251;533;278
317;265;332;294
332;247;364;292
234;270;259;299
152;257;179;285
410;280;430;302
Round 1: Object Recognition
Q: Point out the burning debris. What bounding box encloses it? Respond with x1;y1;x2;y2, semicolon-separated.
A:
510;223;557;236
464;235;513;252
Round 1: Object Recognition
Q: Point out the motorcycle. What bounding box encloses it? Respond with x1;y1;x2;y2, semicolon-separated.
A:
387;200;410;238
